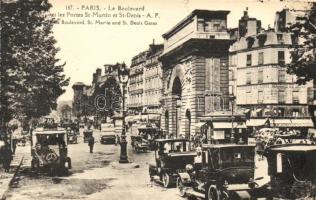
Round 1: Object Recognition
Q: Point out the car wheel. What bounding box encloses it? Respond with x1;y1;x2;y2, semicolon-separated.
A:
31;159;39;172
176;177;186;197
207;185;220;200
162;173;171;188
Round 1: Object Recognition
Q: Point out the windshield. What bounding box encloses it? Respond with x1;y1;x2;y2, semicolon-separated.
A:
36;134;66;146
160;141;190;154
220;146;255;168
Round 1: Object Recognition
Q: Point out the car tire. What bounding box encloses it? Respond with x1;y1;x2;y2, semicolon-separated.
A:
31;159;39;172
176;177;186;197
67;157;72;169
162;173;171;188
207;185;220;200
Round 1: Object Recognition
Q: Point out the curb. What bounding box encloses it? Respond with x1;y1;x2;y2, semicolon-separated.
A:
1;156;24;200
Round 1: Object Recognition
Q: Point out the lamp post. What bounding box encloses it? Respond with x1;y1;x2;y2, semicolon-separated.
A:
118;63;130;163
230;95;236;143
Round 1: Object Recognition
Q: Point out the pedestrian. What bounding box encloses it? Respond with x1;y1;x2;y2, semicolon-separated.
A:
88;136;95;153
2;141;13;172
12;138;17;154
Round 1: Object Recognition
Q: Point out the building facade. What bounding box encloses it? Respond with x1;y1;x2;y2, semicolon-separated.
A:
160;10;233;138
230;9;314;129
127;51;147;114
143;44;164;115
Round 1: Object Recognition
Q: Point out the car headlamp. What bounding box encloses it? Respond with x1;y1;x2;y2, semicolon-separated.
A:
185;164;193;173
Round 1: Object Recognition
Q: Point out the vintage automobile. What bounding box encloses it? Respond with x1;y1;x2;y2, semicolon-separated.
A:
137;124;163;150
66;127;78;144
63;122;79;135
83;129;93;143
31;127;72;174
263;143;316;199
100;123;116;145
176;144;266;200
149;138;196;188
131;135;149;152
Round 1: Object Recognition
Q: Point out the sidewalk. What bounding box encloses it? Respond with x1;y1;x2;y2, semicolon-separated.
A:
0;145;28;200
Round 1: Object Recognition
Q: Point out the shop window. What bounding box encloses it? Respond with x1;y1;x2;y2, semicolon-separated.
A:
292;108;299;117
276;107;285;117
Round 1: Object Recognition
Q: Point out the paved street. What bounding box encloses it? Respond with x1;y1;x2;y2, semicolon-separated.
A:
5;129;182;200
3;129;271;200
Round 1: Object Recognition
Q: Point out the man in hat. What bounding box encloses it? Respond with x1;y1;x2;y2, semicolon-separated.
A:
88;136;95;153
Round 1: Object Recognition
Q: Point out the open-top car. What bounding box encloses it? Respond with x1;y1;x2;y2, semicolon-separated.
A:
177;144;266;200
31;127;71;174
131;135;149;152
149;138;196;188
263;143;316;199
137;124;163;150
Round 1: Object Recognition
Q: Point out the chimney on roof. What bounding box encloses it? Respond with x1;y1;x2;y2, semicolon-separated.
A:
244;7;249;18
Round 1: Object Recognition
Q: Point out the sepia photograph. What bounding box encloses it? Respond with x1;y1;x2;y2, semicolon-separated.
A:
1;0;316;199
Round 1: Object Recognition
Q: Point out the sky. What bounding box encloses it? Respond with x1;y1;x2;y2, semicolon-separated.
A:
50;0;311;102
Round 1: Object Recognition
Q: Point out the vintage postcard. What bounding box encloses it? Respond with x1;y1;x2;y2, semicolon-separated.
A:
1;0;316;199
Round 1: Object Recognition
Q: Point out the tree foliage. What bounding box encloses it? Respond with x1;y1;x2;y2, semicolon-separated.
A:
287;3;316;85
0;0;69;126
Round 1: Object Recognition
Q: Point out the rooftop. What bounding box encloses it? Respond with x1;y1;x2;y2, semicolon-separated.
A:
162;9;230;39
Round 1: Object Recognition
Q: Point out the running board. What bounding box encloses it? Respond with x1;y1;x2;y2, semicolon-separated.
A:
185;189;205;199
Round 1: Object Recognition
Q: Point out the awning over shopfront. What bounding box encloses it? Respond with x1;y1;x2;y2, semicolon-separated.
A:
125;115;141;122
195;122;207;128
246;119;268;127
244;109;251;114
273;118;314;128
146;114;161;121
213;122;247;129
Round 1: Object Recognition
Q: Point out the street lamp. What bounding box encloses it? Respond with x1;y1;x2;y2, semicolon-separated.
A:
230;95;236;143
118;63;130;163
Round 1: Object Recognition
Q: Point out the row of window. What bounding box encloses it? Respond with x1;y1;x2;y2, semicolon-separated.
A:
246;51;285;66
245;90;300;104
247;34;285;49
245;69;287;85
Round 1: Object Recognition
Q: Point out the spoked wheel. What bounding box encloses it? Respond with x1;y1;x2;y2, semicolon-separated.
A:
176;177;186;197
162;173;171;188
207;185;220;200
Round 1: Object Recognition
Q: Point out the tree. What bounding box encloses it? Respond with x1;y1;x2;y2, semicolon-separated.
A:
0;0;69;128
286;3;316;85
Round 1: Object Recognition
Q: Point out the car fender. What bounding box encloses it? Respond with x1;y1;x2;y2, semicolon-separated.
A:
232;190;251;200
178;172;192;184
